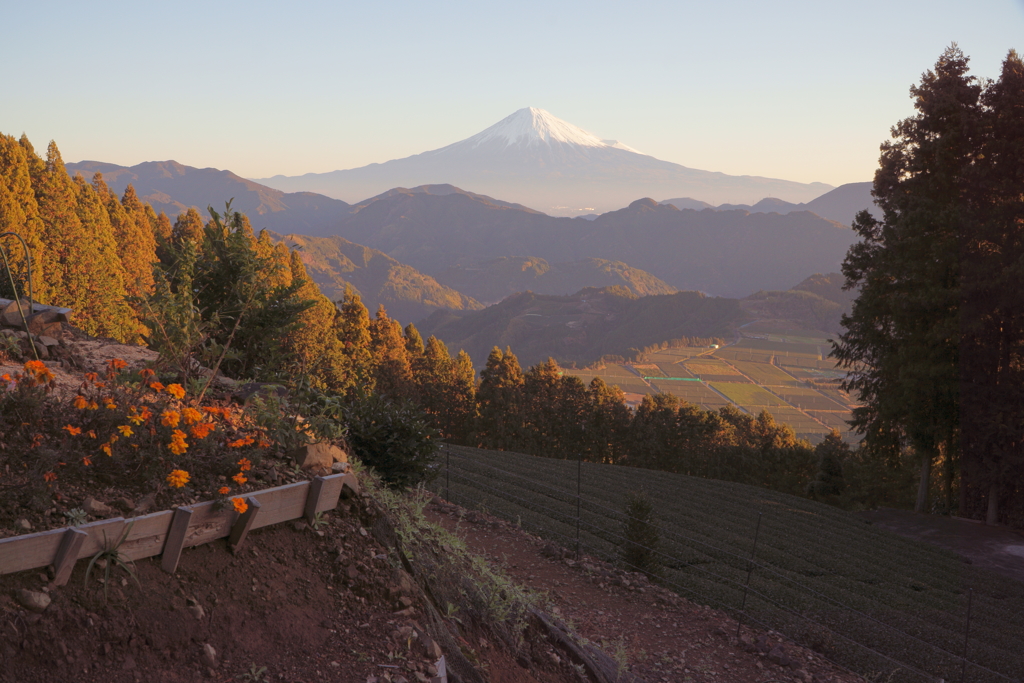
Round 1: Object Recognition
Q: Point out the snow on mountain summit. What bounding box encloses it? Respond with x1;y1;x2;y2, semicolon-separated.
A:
458;107;642;153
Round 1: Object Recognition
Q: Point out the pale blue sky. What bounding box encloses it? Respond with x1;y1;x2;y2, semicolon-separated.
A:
3;0;1021;187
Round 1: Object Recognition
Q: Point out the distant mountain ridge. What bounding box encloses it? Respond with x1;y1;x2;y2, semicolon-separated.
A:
255;107;833;216
325;189;858;298
65;160;350;234
660;182;878;227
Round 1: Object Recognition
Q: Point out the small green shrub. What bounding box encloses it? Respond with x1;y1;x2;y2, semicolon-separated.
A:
620;488;662;579
342;393;438;488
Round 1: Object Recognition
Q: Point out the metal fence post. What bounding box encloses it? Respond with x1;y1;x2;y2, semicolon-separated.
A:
736;511;763;637
960;587;973;683
576;449;582;560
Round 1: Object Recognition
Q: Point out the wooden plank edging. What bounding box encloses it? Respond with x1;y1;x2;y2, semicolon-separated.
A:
0;472;356;579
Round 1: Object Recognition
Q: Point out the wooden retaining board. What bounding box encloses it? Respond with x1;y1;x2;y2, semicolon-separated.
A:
0;472;355;577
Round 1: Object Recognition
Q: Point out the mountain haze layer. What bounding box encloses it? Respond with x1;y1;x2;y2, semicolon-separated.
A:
256;108;833;216
661;182;878;227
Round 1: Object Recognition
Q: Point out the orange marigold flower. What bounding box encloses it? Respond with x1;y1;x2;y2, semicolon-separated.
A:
139;368;155;379
237;458;252;471
218;486;230;495
167;383;186;399
257;438;271;449
43;471;57;483
81;455;92;466
150;381;165;393
86;430;97;439
117;425;133;437
100;443;112;456
84;372;98;383
231;497;248;514
87;401;99;411
166;469;190;488
189;422;216;439
161;410;180;428
1;373;11;382
182;407;202;425
104;398;117;410
127;408;145;425
168;429;188;455
108;358;127;371
73;395;88;409
63;424;82;436
227;436;254;448
231;473;247;486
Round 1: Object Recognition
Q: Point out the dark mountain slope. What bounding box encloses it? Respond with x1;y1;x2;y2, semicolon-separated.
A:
418;287;743;369
433;256;676;305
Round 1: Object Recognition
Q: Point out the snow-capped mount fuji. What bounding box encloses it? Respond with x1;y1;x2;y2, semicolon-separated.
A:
442;107;645;154
257;107;832;216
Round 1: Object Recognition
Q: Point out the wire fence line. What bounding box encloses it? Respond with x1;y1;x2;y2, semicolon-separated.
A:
442;448;990;664
431;444;1022;683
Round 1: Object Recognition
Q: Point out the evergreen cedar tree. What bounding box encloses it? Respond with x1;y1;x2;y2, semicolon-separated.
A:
834;46;1024;525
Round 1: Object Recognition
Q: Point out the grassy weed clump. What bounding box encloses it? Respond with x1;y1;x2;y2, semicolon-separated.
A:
366;474;537;658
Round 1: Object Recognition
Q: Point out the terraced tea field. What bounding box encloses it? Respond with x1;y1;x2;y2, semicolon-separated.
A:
433;446;1024;683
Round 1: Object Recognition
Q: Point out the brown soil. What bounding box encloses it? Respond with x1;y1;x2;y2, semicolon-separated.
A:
427;500;864;683
857;507;1024;583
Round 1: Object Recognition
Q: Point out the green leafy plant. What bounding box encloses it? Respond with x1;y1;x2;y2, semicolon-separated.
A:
63;507;87;527
235;663;268;682
84;521;140;602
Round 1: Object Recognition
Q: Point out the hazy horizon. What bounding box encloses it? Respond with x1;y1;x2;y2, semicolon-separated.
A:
5;0;1022;188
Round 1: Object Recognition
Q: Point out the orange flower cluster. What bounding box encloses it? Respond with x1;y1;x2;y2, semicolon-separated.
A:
160;410;180;428
189;421;216;439
237;458;252;471
166;469;190;488
232;497;248;514
23;360;55;386
168;429;188;455
63;424;82;436
182;407;202;425
232;472;247;485
227;436;254;448
167;383;186;399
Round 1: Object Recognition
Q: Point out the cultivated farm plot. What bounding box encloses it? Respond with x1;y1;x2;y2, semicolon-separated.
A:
713;347;776;363
726;360;802;387
769;386;849;412
766;407;831;435
709;382;790;408
648;380;730;409
733;337;822;358
684;359;751;384
655;362;694;379
806;411;852;431
645;348;711;361
432;446;1024;683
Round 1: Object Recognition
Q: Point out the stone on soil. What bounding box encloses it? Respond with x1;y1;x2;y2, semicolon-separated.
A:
16;589;51;613
291;442;349;470
82;497;114;516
